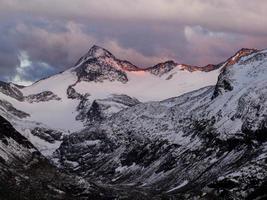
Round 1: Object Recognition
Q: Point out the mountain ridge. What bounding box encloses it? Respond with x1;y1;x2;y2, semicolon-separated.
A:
73;45;259;77
0;46;262;133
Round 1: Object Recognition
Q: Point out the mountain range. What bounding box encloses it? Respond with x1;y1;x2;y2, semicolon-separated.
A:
0;46;266;199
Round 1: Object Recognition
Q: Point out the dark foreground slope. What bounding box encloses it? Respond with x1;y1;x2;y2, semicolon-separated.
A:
0;115;114;200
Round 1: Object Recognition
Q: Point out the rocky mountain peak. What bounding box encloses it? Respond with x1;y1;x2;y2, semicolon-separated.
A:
178;48;258;74
74;45;141;83
84;45;140;71
74;46;129;83
87;45;114;59
212;48;265;99
74;45;115;67
147;60;178;76
222;48;258;69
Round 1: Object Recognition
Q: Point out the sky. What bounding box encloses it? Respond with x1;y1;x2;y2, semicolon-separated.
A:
0;0;267;85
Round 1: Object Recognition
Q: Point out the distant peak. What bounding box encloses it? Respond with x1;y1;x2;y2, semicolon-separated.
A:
87;45;114;58
149;60;178;68
147;60;179;76
237;48;258;52
234;48;258;59
74;45;115;67
220;48;258;69
236;48;259;57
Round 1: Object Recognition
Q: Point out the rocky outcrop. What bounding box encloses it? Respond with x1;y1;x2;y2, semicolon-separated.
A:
76;94;140;124
67;85;83;99
25;91;61;103
0;81;24;101
0;99;30;118
31;127;63;143
147;61;178;76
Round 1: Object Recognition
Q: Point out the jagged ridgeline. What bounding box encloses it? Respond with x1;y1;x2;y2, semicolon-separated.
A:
0;46;266;199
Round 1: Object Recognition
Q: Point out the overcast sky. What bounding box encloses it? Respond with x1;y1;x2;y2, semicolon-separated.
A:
0;0;267;85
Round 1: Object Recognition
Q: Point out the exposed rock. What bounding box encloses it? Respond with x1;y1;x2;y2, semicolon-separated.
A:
25;91;61;103
0;99;30;118
31;127;63;143
67;85;83;99
76;94;140;124
74;46;142;83
0;81;24;101
147;61;177;76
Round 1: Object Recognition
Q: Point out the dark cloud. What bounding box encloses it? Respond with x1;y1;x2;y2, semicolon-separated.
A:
0;0;267;85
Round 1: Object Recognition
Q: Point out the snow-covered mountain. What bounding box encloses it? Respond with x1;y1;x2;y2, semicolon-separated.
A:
0;45;231;155
0;46;266;199
55;48;267;199
0;46;255;131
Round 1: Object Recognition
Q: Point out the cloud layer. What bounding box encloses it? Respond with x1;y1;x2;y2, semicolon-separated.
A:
0;0;267;85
